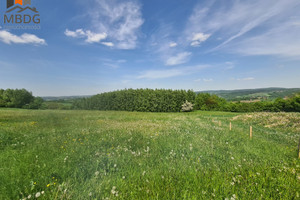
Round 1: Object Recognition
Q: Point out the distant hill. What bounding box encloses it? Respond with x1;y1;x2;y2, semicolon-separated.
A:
42;95;91;101
42;87;300;102
197;87;300;101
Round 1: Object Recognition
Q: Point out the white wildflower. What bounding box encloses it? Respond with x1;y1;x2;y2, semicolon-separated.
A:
64;156;68;163
35;192;41;198
231;194;237;200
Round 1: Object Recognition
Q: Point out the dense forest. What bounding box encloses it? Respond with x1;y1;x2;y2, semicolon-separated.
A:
1;88;299;112
73;89;196;112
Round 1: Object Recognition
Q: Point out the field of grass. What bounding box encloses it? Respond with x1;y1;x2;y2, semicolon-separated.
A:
0;109;299;199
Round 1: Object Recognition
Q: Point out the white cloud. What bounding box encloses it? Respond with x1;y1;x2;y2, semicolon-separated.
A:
225;62;235;70
0;30;46;45
229;20;300;58
186;0;300;54
237;77;254;81
190;32;211;47
64;29;85;38
165;52;192;66
137;65;209;79
203;78;213;82
88;0;144;49
85;31;107;43
137;69;183;79
65;29;107;44
101;42;114;47
194;79;201;82
169;42;177;47
102;58;126;69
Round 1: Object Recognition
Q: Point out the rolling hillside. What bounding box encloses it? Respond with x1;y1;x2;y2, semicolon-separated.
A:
197;87;300;101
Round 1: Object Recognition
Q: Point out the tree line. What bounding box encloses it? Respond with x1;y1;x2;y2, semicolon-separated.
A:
194;93;300;112
1;88;299;112
0;89;43;109
73;89;196;112
73;88;300;112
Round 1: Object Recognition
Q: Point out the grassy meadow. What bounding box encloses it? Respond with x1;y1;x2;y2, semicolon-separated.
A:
0;109;299;199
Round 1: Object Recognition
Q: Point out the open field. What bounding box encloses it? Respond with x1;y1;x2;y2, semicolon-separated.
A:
0;109;299;199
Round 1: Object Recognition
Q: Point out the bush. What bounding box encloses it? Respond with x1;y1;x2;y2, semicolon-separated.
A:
181;100;194;112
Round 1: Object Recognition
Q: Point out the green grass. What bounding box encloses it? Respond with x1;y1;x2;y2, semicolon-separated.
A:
0;109;299;199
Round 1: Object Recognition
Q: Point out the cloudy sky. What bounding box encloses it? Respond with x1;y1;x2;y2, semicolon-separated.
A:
0;0;300;96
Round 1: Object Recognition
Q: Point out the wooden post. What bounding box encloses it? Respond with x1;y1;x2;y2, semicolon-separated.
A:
298;137;300;159
230;122;232;131
250;126;253;139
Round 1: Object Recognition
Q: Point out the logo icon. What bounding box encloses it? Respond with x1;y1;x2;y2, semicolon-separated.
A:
6;0;38;13
3;0;41;29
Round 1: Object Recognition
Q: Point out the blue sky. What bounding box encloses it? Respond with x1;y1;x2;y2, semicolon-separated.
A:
0;0;300;96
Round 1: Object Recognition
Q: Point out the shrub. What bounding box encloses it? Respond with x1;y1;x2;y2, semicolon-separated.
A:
181;100;194;112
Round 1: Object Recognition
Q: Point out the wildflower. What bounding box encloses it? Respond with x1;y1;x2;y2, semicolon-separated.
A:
142;171;146;176
88;192;92;197
47;184;50;187
41;191;44;195
114;164;117;168
35;192;41;198
28;195;31;199
111;186;118;196
122;176;125;179
95;171;100;176
231;194;237;200
64;156;68;163
231;157;234;160
231;182;235;185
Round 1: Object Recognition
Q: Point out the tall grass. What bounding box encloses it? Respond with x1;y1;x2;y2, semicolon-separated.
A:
0;109;299;199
